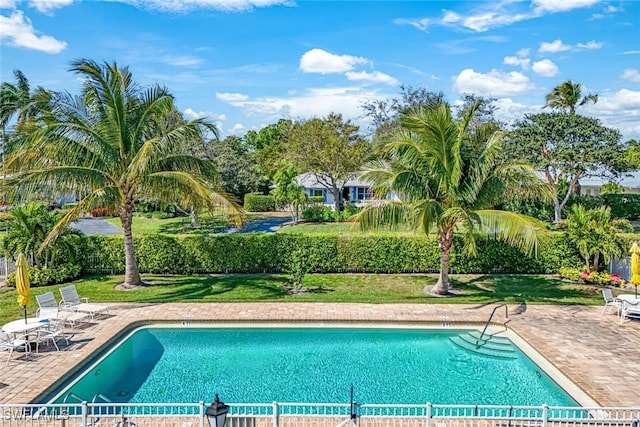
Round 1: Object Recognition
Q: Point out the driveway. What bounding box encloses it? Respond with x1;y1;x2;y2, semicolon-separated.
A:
71;217;123;235
224;216;293;233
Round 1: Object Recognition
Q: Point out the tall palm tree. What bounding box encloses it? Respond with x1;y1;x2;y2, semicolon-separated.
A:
543;80;598;114
5;59;243;288
355;101;548;295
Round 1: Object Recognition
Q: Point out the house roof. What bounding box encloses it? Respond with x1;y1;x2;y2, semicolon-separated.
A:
296;172;373;188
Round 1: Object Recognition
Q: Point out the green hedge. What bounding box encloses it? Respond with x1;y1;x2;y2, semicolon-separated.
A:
83;233;584;275
243;193;276;212
4;263;82;287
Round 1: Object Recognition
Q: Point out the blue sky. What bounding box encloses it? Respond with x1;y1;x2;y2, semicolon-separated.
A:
1;0;639;140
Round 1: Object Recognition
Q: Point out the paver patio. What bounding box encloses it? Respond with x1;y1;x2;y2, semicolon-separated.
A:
0;302;638;406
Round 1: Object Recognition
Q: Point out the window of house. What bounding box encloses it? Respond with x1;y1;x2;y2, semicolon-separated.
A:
310;189;324;198
355;187;370;200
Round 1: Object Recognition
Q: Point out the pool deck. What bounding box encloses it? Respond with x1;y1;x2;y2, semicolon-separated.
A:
0;302;638;406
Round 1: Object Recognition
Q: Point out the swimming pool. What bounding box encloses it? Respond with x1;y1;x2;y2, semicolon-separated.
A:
48;326;578;406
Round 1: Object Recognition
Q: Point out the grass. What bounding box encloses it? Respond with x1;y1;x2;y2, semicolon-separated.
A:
103;213;269;236
278;222;414;235
0;273;607;325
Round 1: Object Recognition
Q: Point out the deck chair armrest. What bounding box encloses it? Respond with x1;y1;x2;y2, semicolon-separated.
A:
81;297;89;303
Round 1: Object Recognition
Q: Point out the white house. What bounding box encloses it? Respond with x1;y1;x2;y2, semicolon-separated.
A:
578;172;640;196
295;172;394;208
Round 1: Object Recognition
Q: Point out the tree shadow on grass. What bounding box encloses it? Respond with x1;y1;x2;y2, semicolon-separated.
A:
136;274;289;302
452;274;598;305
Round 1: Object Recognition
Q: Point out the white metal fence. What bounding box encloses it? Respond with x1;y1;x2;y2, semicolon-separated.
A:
0;403;638;427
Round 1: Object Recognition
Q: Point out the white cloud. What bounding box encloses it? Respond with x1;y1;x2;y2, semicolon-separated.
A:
539;38;603;53
160;55;203;67
493;98;540;127
183;108;227;121
115;0;293;13
532;59;559;77
621;69;640;83
533;0;601;13
453;69;534;96
230;123;245;134
539;39;571;53
504;56;530;70
345;70;399;86
395;1;600;33
216;92;250;102
0;10;67;53
299;48;369;74
0;0;18;9
583;89;640;141
576;40;603;50
216;86;383;123
461;11;530;32
28;0;75;13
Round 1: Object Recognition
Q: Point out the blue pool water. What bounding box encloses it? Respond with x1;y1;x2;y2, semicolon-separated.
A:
51;327;577;406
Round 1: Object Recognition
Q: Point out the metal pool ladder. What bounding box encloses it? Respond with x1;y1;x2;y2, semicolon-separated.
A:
449;304;516;359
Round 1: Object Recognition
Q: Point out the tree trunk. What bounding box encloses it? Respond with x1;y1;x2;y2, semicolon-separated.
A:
553;201;562;224
120;208;141;288
428;228;454;296
331;183;341;212
189;207;198;228
584;255;591;273
593;253;600;272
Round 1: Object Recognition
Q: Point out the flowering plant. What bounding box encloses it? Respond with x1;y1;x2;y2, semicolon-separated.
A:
610;274;621;285
579;271;590;281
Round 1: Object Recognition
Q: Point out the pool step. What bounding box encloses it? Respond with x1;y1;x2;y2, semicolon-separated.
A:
449;331;517;360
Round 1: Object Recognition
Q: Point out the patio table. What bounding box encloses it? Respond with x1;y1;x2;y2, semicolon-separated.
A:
617;294;640;321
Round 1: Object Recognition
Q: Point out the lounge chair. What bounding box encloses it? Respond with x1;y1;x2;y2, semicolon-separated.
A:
36;292;90;329
601;288;622;315
59;285;109;319
620;300;640;323
0;331;30;366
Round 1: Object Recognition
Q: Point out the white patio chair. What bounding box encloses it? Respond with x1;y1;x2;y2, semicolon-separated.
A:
0;331;30;366
601;288;622;315
36;318;69;351
59;285;109;319
36;291;91;330
619;300;640;323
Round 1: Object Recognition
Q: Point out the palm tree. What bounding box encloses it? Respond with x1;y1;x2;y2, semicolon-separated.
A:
355;101;548;295
565;204;631;272
5;59;243;288
543;80;598;114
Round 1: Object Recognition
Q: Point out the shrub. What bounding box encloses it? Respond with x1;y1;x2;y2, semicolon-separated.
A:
244;193;276;212
558;266;583;282
82;232;583;275
307;196;325;205
4;263;82;287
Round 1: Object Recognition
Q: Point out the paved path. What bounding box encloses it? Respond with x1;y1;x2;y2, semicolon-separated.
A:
70;218;122;235
222;216;293;233
0;302;638;406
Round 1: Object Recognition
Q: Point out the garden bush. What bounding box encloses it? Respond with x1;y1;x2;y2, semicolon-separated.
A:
4;263;82;287
244;193;276;212
83;232;583;275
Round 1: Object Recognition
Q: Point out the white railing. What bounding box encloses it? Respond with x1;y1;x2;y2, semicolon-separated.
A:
0;403;638;427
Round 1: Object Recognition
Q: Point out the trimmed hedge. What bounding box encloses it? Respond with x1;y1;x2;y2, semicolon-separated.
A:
243;193;276;212
83;233;584;275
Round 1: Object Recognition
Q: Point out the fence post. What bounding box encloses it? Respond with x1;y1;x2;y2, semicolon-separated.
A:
199;401;205;427
542;404;548;427
426;403;432;427
81;401;88;427
272;402;279;427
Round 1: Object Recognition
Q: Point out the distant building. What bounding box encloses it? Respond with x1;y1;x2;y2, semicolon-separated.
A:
578;172;640;196
295;172;396;208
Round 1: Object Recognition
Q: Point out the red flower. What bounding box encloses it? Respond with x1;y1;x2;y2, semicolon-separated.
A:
579;271;590;280
610;274;621;284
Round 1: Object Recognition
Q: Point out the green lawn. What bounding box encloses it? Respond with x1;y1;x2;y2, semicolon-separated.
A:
103;213;269;235
278;222;414;235
0;273;607;325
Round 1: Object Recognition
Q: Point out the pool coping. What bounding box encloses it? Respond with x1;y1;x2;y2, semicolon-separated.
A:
1;302;639;406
